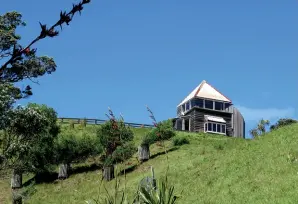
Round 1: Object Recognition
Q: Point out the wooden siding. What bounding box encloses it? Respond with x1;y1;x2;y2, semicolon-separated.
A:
181;108;233;136
232;107;245;138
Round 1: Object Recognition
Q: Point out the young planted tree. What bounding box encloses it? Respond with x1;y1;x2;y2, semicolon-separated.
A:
55;129;102;179
138;106;175;162
138;134;155;162
97;108;135;181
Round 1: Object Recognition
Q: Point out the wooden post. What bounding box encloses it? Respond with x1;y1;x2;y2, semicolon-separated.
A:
12;189;22;204
11;169;22;189
103;165;114;181
182;119;185;131
138;144;150;162
58;164;69;180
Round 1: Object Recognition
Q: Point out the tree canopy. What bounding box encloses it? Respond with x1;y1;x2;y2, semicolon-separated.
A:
1;103;60;173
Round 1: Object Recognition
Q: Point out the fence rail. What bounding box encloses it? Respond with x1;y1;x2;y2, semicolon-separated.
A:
57;117;154;128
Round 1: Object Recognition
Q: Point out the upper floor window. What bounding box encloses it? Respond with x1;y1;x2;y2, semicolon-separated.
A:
215;101;224;110
225;103;231;110
186;102;190;111
205;100;213;109
192;99;203;108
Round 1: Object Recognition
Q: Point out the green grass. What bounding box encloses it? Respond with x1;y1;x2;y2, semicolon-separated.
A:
2;124;298;203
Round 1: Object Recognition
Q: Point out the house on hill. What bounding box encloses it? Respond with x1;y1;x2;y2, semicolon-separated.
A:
173;80;245;138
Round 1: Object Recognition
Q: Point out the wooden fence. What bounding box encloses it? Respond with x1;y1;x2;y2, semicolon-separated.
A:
57;117;154;128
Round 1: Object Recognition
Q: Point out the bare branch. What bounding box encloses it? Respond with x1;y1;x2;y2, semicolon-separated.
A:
0;0;91;79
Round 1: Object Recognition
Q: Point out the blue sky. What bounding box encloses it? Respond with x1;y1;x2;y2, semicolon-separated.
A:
1;0;297;139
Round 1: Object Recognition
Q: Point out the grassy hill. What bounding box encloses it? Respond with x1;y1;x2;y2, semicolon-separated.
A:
2;124;298;203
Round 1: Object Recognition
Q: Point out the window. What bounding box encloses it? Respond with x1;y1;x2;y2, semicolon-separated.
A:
208;123;212;131
192;99;204;108
215;102;224;110
224;103;230;110
186;102;190;111
182;105;185;112
212;123;216;131
221;124;226;133
205;100;213;109
204;122;226;135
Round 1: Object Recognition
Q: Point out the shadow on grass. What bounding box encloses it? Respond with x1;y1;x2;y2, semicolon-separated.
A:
150;146;179;160
23;172;58;187
118;164;139;176
71;163;102;175
23;163;102;187
118;146;179;176
23;147;179;186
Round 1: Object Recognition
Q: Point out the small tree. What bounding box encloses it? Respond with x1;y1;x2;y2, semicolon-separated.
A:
1;103;59;188
139;106;175;162
97;108;134;181
55;129;102;179
257;119;270;135
249;119;270;138
138;134;155;162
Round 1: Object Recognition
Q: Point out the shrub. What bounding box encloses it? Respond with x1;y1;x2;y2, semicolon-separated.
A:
97;116;134;166
270;118;298;131
140;133;156;146
157;119;176;140
145;120;176;144
111;142;136;164
55;130;102;164
172;136;190;146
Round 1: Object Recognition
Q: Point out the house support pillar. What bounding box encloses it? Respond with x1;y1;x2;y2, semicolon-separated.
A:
182;119;185;131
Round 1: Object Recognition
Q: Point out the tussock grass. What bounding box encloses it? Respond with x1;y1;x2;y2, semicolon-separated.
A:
2;124;298;203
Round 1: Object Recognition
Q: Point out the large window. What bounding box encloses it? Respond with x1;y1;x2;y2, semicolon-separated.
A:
215;102;224;110
204;122;226;134
224;103;231;110
192;99;204;108
205;100;214;109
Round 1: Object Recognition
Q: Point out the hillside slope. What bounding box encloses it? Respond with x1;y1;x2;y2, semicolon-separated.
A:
2;124;298;204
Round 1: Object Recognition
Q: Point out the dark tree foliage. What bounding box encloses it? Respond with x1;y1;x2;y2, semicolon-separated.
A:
270;118;298;131
54;130;102;165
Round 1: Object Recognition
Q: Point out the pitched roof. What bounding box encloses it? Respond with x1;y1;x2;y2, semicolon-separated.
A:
177;80;232;107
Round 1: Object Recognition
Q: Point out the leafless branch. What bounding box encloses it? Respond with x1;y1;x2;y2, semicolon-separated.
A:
0;0;91;77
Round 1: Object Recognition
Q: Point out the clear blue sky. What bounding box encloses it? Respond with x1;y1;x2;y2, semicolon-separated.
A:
2;0;298;139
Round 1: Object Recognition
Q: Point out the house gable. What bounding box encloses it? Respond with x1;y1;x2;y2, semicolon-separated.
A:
177;80;231;107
